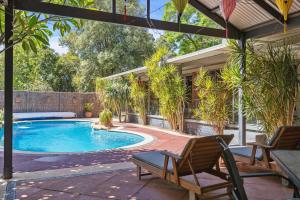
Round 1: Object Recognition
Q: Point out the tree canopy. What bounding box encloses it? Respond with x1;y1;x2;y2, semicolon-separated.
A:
62;0;155;91
158;2;221;55
0;0;93;53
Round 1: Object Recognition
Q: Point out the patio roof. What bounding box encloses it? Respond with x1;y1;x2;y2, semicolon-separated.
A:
167;42;229;65
191;0;300;38
105;42;230;79
104;67;147;80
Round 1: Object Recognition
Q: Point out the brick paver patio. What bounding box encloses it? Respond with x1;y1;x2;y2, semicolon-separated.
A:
14;168;294;200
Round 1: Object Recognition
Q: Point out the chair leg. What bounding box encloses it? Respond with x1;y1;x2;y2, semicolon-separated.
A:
189;191;197;200
137;166;141;180
293;185;300;198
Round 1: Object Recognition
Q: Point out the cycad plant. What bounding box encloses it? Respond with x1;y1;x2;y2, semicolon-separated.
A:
128;73;147;125
146;47;186;132
223;40;300;137
194;68;231;135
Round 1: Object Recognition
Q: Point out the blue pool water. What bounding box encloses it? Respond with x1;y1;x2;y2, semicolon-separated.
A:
0;121;145;153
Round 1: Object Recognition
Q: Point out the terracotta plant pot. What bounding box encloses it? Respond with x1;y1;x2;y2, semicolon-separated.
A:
85;112;93;118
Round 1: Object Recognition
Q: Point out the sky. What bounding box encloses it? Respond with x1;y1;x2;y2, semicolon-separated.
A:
50;0;169;55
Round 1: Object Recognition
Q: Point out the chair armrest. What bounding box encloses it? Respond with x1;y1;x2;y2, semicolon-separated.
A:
247;142;273;149
160;151;182;160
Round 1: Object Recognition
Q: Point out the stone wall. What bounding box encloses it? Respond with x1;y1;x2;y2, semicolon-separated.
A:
0;91;102;117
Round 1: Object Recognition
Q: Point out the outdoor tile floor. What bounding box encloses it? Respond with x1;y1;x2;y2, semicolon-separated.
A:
14;168;294;200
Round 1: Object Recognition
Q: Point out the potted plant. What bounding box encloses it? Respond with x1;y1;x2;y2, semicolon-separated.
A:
99;109;113;128
84;103;94;118
0;109;3;128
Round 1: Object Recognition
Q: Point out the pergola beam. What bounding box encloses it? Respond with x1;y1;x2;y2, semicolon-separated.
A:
189;0;241;37
14;0;239;39
252;0;283;25
245;14;300;38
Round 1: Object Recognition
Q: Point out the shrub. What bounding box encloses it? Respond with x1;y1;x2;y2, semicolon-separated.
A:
146;47;186;132
96;78;130;122
84;103;94;112
194;69;231;135
223;40;300;137
0;109;3;125
99;109;113;128
128;74;147;125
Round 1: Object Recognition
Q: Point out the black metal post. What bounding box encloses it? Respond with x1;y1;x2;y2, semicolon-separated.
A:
238;35;246;146
112;0;116;14
3;0;14;179
147;0;150;19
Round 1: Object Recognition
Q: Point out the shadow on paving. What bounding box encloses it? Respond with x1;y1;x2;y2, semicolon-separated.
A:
0;149;152;173
12;168;295;200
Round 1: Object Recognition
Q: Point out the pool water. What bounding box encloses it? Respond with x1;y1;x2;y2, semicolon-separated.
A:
0;121;145;153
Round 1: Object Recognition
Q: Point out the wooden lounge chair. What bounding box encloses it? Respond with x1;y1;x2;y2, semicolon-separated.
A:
217;137;300;200
131;135;234;200
230;126;300;169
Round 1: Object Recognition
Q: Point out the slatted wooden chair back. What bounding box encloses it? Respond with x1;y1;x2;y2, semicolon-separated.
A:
271;126;300;149
176;135;234;176
217;137;248;200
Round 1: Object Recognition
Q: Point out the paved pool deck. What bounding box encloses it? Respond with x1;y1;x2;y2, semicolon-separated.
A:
0;122;192;173
5;164;296;200
0;121;298;199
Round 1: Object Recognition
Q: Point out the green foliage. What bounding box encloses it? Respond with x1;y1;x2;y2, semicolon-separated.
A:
194;69;231;135
159;3;221;55
13;45;49;90
146;47;186;132
0;109;3;124
128;73;147;125
99;109;113;128
0;44;80;91
84;103;94;112
224;40;300;136
95;78;130;122
39;52;80;92
0;45;55;91
61;0;154;92
0;0;93;53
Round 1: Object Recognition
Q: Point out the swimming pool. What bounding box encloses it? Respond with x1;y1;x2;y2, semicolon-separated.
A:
0;120;148;153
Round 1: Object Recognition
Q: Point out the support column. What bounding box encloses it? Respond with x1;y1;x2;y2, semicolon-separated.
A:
3;0;14;179
112;0;116;14
146;0;150;19
238;35;246;146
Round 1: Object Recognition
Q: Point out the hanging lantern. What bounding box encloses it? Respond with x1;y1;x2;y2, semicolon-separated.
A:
124;0;128;21
219;0;236;38
275;0;293;33
172;0;188;25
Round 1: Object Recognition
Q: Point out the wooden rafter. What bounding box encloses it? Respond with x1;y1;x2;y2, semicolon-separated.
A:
245;14;300;38
14;0;240;39
252;0;284;25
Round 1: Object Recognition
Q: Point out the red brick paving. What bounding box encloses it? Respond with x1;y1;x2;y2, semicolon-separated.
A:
15;168;295;200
